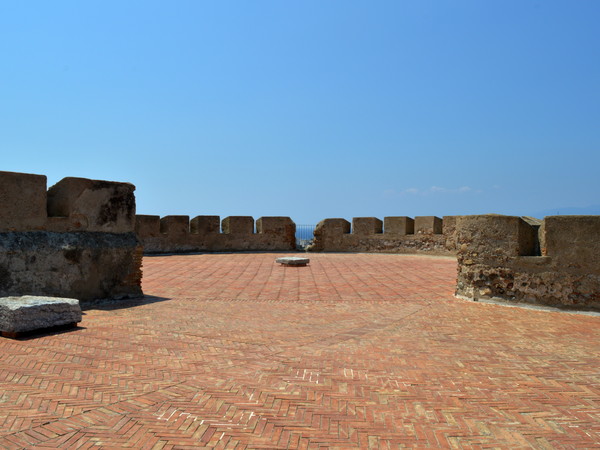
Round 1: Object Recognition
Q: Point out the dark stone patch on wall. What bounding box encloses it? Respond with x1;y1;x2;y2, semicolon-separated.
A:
0;231;143;303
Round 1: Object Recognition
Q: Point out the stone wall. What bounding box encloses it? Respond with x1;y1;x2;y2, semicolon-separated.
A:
455;214;600;310
136;215;296;253
307;216;460;255
0;171;143;303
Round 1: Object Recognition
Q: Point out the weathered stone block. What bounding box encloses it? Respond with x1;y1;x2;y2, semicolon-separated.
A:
542;216;600;272
47;177;136;233
222;216;254;235
315;218;351;236
256;217;294;234
255;217;296;250
352;217;383;235
415;216;443;234
0;171;47;232
136;215;161;238
384;217;414;235
307;218;351;252
160;216;189;235
456;215;537;259
191;216;220;235
0;296;81;336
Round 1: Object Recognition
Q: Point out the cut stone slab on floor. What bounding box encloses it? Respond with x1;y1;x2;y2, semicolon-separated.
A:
0;296;82;338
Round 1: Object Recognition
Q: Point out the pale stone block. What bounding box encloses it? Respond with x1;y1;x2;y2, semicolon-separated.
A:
0;296;81;336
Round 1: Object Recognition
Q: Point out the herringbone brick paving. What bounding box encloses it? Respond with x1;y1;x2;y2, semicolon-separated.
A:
1;253;599;449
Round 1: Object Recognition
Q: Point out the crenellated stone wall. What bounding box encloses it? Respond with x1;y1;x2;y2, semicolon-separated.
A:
3;170;599;311
455;214;600;310
136;215;296;253
307;216;460;255
0;171;143;303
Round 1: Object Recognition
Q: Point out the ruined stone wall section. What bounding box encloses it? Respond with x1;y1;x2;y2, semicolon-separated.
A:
0;171;143;302
307;216;460;254
0;171;136;234
136;215;296;253
455;214;600;310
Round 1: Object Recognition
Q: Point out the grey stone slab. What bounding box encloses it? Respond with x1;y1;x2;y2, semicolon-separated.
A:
276;257;310;266
0;296;82;336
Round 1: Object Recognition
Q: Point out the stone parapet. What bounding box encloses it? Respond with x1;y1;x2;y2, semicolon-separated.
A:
455;214;600;310
136;215;296;253
307;216;458;254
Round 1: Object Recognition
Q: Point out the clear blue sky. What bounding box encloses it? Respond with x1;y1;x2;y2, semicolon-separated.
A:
2;1;599;223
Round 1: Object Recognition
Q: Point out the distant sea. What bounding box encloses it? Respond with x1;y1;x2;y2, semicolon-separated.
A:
533;205;600;218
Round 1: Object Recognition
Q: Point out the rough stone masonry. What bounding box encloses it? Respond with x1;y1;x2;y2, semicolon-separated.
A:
0;171;143;303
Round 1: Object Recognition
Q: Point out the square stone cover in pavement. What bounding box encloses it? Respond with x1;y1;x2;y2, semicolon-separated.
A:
0;253;599;448
276;256;310;266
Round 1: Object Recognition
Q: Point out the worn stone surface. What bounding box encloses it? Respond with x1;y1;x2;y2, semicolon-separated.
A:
222;216;254;235
455;215;600;310
542;215;600;267
383;216;414;235
415;216;443;234
0;171;47;232
47;177;136;233
308;218;351;252
276;256;309;266
0;296;81;334
352;217;383;235
256;216;295;237
191;215;220;235
137;216;296;253
441;215;461;251
160;215;189;236
135;215;160;237
0;231;143;303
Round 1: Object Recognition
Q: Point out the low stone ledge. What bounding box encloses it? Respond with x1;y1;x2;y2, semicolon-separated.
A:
0;296;82;338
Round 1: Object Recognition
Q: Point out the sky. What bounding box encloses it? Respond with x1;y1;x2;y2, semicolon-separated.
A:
2;1;599;224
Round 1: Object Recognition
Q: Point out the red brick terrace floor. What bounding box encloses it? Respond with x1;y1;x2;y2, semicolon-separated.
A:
1;253;600;449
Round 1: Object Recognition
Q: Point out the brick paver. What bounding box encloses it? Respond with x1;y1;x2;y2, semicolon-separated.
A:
1;253;599;449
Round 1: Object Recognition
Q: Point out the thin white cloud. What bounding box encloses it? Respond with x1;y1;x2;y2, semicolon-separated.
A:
429;186;446;193
384;186;478;197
